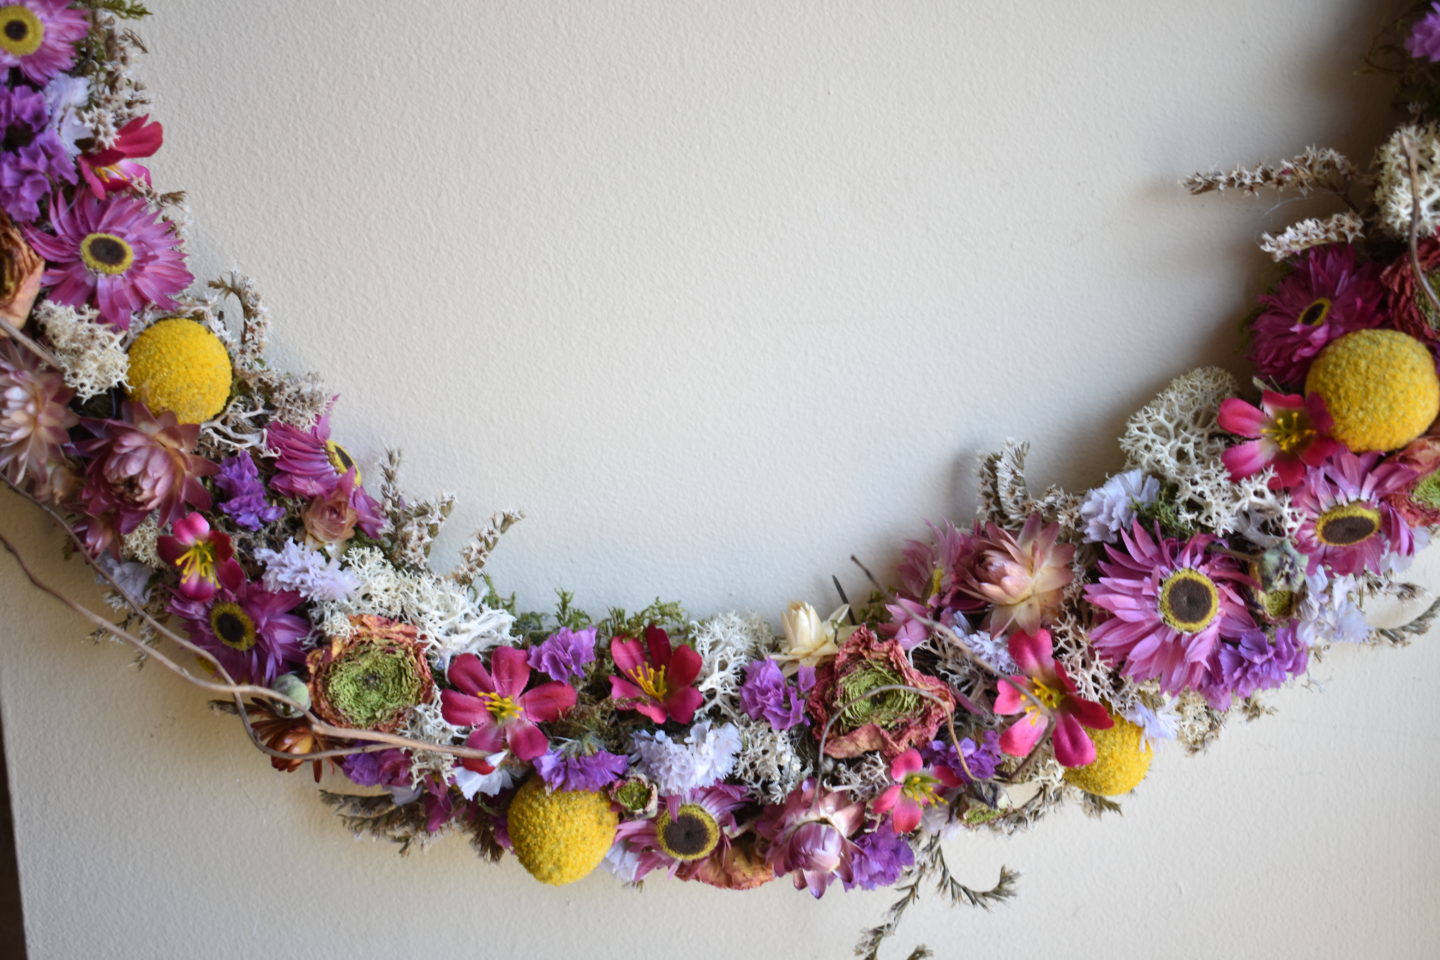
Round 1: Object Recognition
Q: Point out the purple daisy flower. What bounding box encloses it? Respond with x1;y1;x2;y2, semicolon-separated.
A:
738;657;814;731
613;783;749;881
526;626;597;681
1248;244;1385;385
170;579;310;685
214;452;284;531
1409;3;1440;61
0;84;75;222
843;823;915;891
1085;523;1255;697
25;192;192;329
0;1;88;86
1196;625;1309;712
1292;451;1416;577
533;744;629;791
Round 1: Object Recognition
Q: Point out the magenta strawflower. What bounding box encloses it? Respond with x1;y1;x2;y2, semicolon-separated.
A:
1085;524;1255;697
440;647;576;762
1218;391;1342;490
755;778;866;898
1248;245;1385;385
1292;450;1416;576
169;579;309;685
1408;3;1440;61
265;411;383;536
157;512;243;602
25;192;192;329
889;520;983;645
0;1;87;85
608;625;704;725
960;513;1075;637
871;748;960;833
992;629;1113;768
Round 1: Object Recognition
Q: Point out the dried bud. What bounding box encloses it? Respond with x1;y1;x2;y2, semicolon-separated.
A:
0;213;42;328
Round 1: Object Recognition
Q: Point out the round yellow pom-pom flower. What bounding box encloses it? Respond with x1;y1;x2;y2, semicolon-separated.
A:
1063;715;1152;797
507;776;617;886
126;317;233;424
1304;329;1439;453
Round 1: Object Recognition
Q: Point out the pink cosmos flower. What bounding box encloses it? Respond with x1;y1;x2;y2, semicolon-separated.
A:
1292;451;1417;576
25;192;192;329
441;648;577;764
79;115;163;198
871;748;960;833
1218;391;1343;489
1085;524;1255;698
608;625;703;725
157;512;243;602
755;778;866;898
0;2;88;85
992;629;1112;768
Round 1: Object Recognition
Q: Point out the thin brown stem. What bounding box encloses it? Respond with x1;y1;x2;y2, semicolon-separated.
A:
1401;131;1440;324
0;314;63;369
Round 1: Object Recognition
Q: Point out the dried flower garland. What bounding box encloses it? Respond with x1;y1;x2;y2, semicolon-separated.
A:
3;3;1440;957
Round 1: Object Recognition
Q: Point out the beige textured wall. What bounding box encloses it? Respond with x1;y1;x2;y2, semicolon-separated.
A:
3;1;1438;957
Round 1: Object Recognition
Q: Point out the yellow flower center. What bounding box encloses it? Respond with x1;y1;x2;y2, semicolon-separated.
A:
927;565;945;600
174;538;219;588
209;603;257;652
326;440;361;483
1262;409;1315;455
1298;297;1331;327
1028;677;1063;710
1315;502;1380;547
80;232;135;276
627;662;670;701
0;6;43;57
477;691;522;722
654;803;720;861
900;771;942;806
1158;568;1220;633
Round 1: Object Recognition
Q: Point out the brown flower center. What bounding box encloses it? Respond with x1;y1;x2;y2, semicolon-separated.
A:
1315;503;1380;547
1158;568;1220;634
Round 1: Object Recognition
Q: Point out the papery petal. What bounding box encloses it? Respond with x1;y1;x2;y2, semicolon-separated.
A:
667;642;703;688
889;749;922;781
1217;397;1266;437
890;800;922;834
993;677;1027;715
663;686;703;725
1064;695;1113;731
440;689;490;727
999;712;1045;757
1051;713;1097;768
644;625;673;668
611;637;645;675
520;681;577;723
505;718;550;761
447;653;495;696
489;645;532;698
1008;629;1052;676
872;784;901;815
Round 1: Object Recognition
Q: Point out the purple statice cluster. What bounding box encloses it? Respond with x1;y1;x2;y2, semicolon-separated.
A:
534;744;629;792
922;731;1001;784
738;657;814;730
527;626;597;681
215;452;285;530
0;83;76;222
254;539;360;603
340;748;413;788
844;824;915;891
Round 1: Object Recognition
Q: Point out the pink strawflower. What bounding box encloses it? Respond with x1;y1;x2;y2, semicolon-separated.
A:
960;513;1075;636
441;648;577;763
156;512;243;602
608;625;704;725
888;520;983;646
73;403;218;557
169;579;309;685
755;778;866;898
1292;451;1417;576
25;192;192;329
1218;391;1343;489
871;748;960;833
0;338;76;500
0;1;87;85
1084;524;1255;698
1408;3;1440;61
1248;245;1385;385
265;411;383;537
992;629;1112;768
79;115;163;199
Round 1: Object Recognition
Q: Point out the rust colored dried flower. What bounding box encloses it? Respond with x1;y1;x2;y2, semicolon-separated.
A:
307;615;434;733
244;699;338;783
806;626;955;760
0;213;41;326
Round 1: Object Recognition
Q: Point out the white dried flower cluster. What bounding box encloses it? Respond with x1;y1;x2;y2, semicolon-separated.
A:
1375;123;1440;238
1172;690;1227;753
728;717;810;805
825;750;892;793
1119;367;1294;537
1258;212;1366;261
119;514;161;568
399;701;464;785
308;546;517;664
976;439;1082;532
33;301;128;399
1183;146;1357;197
691;612;769;716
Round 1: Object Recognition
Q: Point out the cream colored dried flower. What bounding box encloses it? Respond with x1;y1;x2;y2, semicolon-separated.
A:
1375;123;1440;239
1258;212;1365;262
32;301;128;400
772;601;852;674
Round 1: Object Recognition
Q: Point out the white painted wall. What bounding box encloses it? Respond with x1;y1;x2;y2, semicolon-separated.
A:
3;1;1437;957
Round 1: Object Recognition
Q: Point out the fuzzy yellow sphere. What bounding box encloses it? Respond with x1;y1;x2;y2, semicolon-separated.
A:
1304;329;1439;453
1063;716;1152;797
506;777;617;886
126;318;233;424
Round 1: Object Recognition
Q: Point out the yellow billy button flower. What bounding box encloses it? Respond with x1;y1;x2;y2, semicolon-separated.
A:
127;317;234;425
507;777;618;886
1305;329;1440;452
1063;714;1153;797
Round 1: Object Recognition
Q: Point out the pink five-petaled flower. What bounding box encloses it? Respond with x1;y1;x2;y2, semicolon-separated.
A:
157;512;243;602
1218;391;1342;490
871;748;960;833
441;648;576;765
79;115;163;199
609;625;704;725
993;629;1112;768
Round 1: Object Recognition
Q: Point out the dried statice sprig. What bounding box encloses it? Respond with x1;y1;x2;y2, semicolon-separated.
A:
1258;211;1367;261
1376;122;1440;238
975;439;1082;532
1183;146;1358;197
451;509;526;585
207;272;273;376
378;450;457;570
